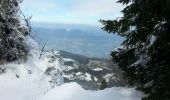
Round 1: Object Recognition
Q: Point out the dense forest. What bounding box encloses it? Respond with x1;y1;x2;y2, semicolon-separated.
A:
101;0;170;99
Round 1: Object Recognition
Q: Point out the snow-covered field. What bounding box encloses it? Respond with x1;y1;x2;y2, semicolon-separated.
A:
0;37;143;100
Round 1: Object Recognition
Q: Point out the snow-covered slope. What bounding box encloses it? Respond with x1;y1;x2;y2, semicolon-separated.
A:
0;37;143;100
38;82;142;100
0;37;63;100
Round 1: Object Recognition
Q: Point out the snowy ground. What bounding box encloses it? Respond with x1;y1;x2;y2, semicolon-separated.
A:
39;82;142;100
0;37;143;100
0;78;142;100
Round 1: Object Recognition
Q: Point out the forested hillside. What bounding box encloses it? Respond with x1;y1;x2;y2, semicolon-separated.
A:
101;0;170;99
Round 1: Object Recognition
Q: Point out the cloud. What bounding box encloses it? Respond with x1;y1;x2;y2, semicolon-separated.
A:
67;0;123;17
21;0;58;12
21;0;124;25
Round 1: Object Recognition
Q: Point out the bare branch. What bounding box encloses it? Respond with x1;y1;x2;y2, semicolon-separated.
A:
39;43;46;59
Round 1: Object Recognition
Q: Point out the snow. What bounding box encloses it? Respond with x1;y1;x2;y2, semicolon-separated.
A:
76;72;83;76
149;35;156;46
38;82;143;100
85;72;92;81
0;37;143;100
92;68;103;71
94;76;98;81
103;73;113;82
64;66;74;70
63;58;74;62
130;54;149;67
113;46;126;52
0;37;63;100
0;74;50;100
63;74;74;80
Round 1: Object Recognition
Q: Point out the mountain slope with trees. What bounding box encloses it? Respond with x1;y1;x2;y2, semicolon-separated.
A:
101;0;170;99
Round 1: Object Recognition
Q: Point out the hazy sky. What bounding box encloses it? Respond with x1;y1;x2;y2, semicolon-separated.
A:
21;0;124;26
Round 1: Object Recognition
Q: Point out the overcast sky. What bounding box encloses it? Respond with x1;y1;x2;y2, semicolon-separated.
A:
21;0;124;26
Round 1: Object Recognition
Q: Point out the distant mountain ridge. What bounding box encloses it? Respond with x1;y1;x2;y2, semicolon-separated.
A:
58;50;108;64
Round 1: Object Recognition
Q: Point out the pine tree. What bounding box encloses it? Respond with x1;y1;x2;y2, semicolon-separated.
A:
0;0;30;73
0;0;29;63
100;0;170;99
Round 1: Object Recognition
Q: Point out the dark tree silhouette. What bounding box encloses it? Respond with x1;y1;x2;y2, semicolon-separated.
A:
101;0;170;99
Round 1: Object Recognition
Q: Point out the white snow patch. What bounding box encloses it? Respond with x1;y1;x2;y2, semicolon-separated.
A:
103;74;114;82
149;35;156;46
64;66;74;71
131;54;149;67
38;82;143;100
113;46;126;52
85;73;92;81
76;72;83;76
92;68;103;71
0;73;50;100
63;58;74;62
63;74;74;80
94;76;98;81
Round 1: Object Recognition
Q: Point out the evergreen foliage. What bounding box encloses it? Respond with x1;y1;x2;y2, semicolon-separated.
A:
99;79;108;90
0;0;30;63
101;0;170;99
0;0;30;73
